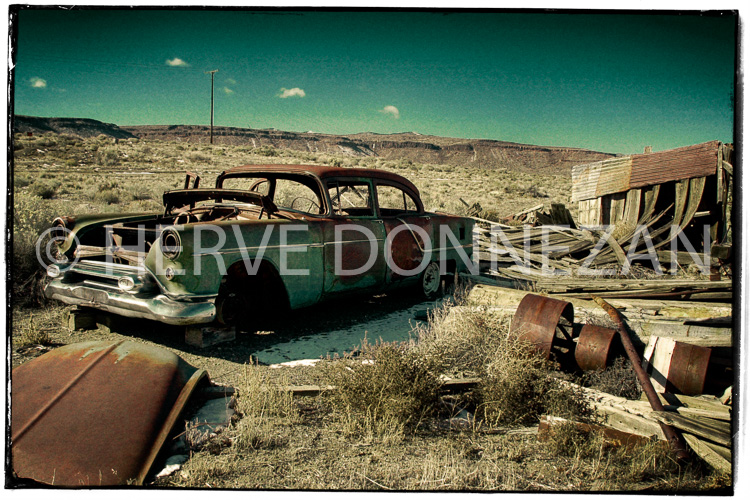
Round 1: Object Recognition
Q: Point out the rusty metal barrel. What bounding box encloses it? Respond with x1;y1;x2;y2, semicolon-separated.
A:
510;294;574;359
575;324;617;371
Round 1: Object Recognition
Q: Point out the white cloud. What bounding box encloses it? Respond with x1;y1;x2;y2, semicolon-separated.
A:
380;105;400;119
226;78;237;85
223;87;234;95
166;58;190;67
30;77;47;88
278;87;306;98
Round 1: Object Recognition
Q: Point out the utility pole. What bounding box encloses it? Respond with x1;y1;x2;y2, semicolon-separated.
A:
206;69;218;144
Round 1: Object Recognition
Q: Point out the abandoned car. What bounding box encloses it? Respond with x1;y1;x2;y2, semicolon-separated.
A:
44;165;474;328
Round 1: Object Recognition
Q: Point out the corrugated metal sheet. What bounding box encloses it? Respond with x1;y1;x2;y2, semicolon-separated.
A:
629;141;719;188
595;158;632;198
571;161;602;202
572;141;721;202
571;157;632;202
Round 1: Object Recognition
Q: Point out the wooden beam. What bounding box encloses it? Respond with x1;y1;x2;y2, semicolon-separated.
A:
651;411;731;447
603;230;628;267
721;160;733;176
538;415;652;449
682;433;732;474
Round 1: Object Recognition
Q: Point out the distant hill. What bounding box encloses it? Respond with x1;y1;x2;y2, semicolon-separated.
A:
13;115;617;173
13;115;137;140
124;125;617;173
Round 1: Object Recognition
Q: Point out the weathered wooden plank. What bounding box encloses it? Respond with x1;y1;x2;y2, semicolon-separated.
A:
652;176;706;253
609;192;628;225
655;250;709;266
466;284;732;317
590;202;675;265
673;179;690;229
624;188;642;227
716;146;724;203
538;415;652;449
641;392;732;414
637;185;661;226
721;160;733;176
279;377;484;398
683;433;732;474
596;403;667;440
578;198;601;227
701;437;732;462
652;411;731;447
603;230;628;267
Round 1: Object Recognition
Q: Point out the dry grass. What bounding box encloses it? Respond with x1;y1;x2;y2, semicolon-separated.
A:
320;340;443;443
15;312;54;348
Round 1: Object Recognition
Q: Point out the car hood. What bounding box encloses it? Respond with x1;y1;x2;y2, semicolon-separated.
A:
163;188;278;214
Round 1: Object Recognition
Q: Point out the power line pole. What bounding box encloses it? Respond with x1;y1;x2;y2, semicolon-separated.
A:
206;69;218;144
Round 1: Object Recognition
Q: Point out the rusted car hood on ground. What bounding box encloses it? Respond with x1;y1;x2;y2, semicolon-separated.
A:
11;340;208;486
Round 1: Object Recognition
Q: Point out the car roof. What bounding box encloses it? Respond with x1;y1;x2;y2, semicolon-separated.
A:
220;164;420;196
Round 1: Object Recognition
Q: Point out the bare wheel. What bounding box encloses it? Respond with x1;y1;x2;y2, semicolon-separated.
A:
421;261;442;299
215;290;248;327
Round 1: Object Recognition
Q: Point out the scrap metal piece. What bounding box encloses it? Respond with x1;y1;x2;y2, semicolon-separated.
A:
643;337;712;396
575;324;617;371
510;294;574;359
12;340;208;486
667;342;712;395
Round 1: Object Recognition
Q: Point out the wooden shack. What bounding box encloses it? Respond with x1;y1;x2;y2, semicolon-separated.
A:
570;141;733;260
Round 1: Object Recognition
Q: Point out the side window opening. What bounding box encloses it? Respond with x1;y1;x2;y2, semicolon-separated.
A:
327;181;374;217
376;184;419;216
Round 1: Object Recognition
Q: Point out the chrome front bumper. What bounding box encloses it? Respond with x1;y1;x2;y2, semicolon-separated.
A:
44;260;216;325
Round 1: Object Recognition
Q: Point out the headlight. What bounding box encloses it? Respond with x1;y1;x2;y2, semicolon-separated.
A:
51;216;74;241
118;276;136;292
47;264;61;278
161;229;182;259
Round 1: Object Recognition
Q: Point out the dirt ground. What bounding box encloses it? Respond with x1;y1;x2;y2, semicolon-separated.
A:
11;287;436;386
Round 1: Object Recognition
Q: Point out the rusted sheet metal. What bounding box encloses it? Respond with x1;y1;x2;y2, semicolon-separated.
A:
572;141;721;202
510;294;574;359
595;157;633;199
575;324;617;371
664;342;712;395
571;157;632;202
629;141;720;189
12;340;208;486
571;161;602;202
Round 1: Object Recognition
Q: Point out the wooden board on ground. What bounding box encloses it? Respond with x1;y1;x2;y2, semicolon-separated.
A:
682;433;732;474
538;415;652;449
651;411;731;447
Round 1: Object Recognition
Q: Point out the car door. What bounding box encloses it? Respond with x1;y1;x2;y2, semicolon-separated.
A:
321;179;387;295
375;182;433;285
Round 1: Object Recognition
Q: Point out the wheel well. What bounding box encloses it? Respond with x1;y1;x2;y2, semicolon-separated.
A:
220;259;290;311
441;259;457;275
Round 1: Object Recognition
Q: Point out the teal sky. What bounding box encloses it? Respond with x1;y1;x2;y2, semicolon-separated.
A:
12;8;736;155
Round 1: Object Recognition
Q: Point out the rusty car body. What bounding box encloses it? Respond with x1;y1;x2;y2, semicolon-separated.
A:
44;165;474;328
12;340;209;485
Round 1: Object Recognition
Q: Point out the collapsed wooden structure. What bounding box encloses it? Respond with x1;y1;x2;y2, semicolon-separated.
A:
473;140;734;282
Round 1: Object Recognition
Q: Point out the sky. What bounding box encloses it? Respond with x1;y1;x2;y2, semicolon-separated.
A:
11;7;737;155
